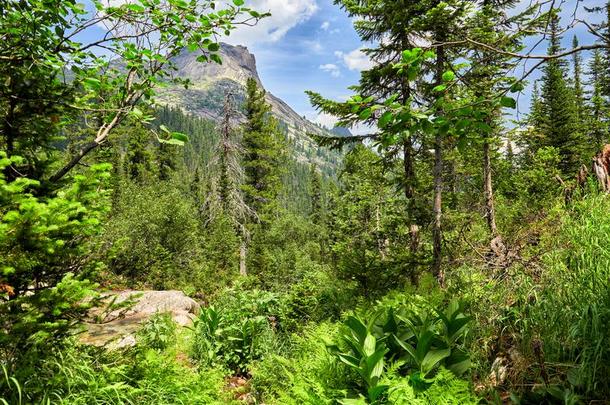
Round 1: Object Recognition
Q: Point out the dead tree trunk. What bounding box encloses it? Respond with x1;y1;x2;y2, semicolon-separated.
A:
483;135;498;236
593;144;610;192
239;241;247;276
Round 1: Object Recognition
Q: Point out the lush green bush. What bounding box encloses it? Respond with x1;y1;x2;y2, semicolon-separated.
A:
137;312;177;351
250;322;350;404
101;179;206;291
249;295;479;405
279;265;357;332
0;154;109;379
385;367;480;405
1;336;231;404
191;286;280;374
328;297;473;403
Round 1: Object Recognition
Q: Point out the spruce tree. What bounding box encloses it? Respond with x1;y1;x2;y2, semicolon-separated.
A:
526;81;545;153
571;35;585;119
242;78;285;219
536;13;588;176
241;78;286;277
464;0;528;238
588;49;609;148
309;164;323;226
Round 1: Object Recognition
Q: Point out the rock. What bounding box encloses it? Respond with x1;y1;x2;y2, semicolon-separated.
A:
487;356;508;387
81;290;200;348
109;334;137;350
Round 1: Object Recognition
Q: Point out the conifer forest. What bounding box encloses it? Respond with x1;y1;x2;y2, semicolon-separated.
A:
3;0;610;403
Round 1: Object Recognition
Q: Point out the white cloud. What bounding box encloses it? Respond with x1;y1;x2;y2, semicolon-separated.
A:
320;21;330;31
319;63;340;77
223;0;318;47
335;47;374;71
307;112;372;135
309;112;338;128
98;0;318;48
304;39;324;53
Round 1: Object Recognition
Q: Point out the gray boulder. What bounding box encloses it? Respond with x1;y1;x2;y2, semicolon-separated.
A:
81;290;200;348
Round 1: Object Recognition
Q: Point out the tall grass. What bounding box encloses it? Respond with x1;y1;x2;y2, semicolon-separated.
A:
532;194;610;396
0;329;230;404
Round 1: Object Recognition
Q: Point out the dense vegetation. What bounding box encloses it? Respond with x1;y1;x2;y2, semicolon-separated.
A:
2;0;610;404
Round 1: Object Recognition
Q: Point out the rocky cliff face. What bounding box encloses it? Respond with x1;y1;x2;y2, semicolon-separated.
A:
157;43;348;170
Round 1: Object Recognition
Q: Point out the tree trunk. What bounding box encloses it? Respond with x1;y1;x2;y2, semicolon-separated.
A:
239;241;247;276
432;40;445;287
403;138;415;201
483;135;498;236
432;131;444;286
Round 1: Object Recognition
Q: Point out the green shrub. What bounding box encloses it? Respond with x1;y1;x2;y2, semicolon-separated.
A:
529;194;610;397
137;312;177;351
385;367;479;405
0;340;230;404
279;267;357;332
101;180;205;291
0;154;110;375
250;322;349;404
191;287;280;374
327;297;473;403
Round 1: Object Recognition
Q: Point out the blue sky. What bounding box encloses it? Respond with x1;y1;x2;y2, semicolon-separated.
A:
223;0;367;129
80;0;605;129
223;0;605;129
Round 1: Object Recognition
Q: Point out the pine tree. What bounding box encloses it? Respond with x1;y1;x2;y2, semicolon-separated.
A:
464;0;528;238
571;35;585;119
309;0;469;285
526;81;545;153
242;78;286;219
336;0;428;205
588;49;609;149
330;143;408;294
157;143;180;181
536;13;588;175
241;78;286;277
309;164;323;226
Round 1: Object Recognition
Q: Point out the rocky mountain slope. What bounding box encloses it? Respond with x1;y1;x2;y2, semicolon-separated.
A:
157;43;348;170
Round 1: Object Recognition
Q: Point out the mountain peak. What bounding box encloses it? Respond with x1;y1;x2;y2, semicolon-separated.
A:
172;42;261;88
158;43;340;171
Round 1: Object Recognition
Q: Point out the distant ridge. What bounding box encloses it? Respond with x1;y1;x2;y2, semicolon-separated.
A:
157;43;342;172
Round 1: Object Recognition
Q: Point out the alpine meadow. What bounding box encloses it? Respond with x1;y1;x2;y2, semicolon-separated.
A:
4;0;610;403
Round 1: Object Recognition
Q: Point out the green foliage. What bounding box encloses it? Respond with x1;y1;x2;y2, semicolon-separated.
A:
137;312;177;351
330;316;389;404
528;194;610;396
4;0;610;404
250;322;350;404
0;154;109;375
242;78;287;219
191;288;279;374
278;266;355;332
329;145;414;296
101;180;205;290
0;338;230;404
328;297;472;403
529;14;590;176
385;367;480;405
514;147;562;209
